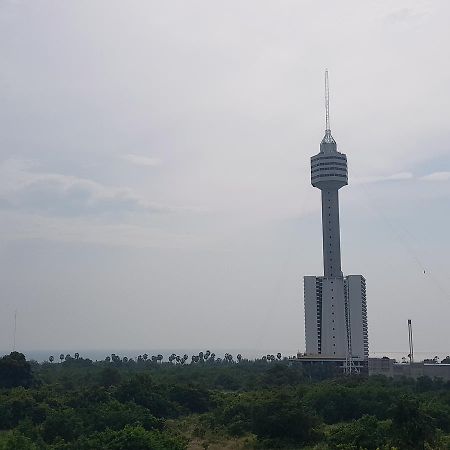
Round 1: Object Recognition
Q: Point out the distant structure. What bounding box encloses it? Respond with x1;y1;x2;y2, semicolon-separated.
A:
408;319;414;363
302;71;368;373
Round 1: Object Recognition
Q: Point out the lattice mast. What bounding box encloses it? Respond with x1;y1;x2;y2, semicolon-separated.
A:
323;69;335;144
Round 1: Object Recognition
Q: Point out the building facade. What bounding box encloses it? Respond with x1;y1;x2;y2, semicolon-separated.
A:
303;72;368;367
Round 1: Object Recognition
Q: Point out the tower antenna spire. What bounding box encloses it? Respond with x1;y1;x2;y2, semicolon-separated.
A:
322;69;335;144
325;69;330;132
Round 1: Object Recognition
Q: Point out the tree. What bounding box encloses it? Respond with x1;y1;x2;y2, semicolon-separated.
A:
0;430;38;450
99;367;121;388
59;354;64;363
328;415;389;450
77;425;186;450
390;395;436;449
0;352;33;388
48;355;54;363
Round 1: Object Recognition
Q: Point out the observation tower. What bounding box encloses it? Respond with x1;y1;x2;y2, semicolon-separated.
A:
303;71;368;372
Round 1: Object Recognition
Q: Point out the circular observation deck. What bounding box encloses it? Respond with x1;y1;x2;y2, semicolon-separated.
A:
311;152;348;189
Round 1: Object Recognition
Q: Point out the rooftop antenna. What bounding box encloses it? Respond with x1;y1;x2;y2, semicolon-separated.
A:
408;319;414;364
322;69;335;144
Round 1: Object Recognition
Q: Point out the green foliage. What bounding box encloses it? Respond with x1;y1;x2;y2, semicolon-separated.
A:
390;395;436;449
327;415;390;450
114;374;177;417
1;354;450;449
0;387;45;429
0;352;33;388
75;425;186;450
0;431;38;450
98;366;122;387
212;389;320;446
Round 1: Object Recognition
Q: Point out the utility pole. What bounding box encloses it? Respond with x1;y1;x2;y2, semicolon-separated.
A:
408;319;414;364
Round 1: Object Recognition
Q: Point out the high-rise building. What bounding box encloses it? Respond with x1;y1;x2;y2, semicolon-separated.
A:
303;71;368;370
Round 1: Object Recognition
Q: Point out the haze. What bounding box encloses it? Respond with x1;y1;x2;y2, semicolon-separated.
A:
1;0;450;358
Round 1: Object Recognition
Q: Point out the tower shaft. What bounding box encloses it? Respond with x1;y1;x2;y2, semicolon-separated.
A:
321;189;342;277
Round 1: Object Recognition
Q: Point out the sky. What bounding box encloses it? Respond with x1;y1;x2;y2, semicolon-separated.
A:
1;0;450;359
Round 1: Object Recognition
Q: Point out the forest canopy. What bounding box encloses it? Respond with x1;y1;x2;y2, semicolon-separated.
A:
0;352;449;449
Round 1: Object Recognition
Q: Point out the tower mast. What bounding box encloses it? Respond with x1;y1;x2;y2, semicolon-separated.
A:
322;69;335;144
325;69;330;132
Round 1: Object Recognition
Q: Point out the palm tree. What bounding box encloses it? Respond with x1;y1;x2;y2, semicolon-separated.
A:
277;352;282;360
49;355;54;363
59;354;64;363
74;352;79;360
237;354;242;362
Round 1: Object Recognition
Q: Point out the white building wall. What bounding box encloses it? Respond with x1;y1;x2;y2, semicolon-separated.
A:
345;275;368;361
304;276;320;355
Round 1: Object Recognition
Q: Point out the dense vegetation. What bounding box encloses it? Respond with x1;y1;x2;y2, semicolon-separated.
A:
1;351;450;449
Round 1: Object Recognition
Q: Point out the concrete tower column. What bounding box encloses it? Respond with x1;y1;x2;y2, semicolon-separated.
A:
321;188;342;277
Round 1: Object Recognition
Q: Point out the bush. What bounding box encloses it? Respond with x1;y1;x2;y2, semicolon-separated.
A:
76;425;186;450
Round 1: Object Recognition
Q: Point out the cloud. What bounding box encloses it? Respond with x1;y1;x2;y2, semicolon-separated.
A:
353;172;414;185
0;210;204;249
420;171;450;182
384;7;429;24
121;154;161;167
0;159;167;217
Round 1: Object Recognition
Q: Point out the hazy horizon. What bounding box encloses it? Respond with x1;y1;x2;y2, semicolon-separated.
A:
1;1;450;357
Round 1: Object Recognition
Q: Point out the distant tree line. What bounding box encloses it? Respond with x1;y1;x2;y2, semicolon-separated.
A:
1;351;450;449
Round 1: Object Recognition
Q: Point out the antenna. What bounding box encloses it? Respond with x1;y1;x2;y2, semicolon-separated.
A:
322;69;335;144
408;319;414;364
325;69;330;132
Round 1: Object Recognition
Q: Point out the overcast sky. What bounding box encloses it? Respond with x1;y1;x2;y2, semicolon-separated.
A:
1;0;450;359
